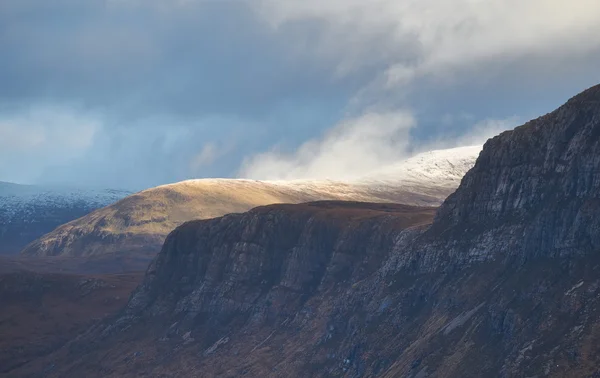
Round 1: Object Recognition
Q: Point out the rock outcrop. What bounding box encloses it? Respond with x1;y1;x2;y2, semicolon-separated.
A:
411;84;600;270
12;85;600;378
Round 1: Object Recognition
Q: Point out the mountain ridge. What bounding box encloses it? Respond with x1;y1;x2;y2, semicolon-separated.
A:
20;146;480;258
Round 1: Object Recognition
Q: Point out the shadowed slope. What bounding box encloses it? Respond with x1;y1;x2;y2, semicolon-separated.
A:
0;271;142;375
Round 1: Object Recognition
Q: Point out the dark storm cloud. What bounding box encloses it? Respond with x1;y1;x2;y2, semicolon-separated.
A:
0;0;382;120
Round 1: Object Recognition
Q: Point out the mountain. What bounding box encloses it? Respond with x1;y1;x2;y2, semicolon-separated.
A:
13;84;600;377
20;146;480;258
0;183;130;255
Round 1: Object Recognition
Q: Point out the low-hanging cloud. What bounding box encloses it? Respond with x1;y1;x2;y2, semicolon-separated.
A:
237;112;519;181
239;111;415;180
416;116;522;154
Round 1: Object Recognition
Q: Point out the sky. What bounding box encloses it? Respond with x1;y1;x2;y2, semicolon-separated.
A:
1;0;599;190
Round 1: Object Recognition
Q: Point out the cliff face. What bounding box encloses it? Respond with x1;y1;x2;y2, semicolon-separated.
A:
126;202;435;321
14;85;600;378
403;84;600;272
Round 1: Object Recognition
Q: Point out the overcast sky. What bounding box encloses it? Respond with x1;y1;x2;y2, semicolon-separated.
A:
1;0;599;190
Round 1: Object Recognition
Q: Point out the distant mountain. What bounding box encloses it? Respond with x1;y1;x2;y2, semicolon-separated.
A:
23;85;600;378
0;183;130;255
20;146;481;258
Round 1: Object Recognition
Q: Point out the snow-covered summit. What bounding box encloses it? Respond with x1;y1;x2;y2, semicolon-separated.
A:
0;182;130;254
0;182;130;218
356;146;481;188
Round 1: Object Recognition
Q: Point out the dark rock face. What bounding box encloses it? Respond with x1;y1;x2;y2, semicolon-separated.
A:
12;85;600;377
406;84;600;271
127;202;435;323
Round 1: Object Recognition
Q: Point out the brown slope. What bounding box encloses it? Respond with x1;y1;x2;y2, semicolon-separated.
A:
0;254;153;275
0;270;142;376
19;170;466;258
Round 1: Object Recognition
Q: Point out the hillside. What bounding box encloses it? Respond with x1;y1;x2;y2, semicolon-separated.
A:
20;146;480;258
0;270;142;375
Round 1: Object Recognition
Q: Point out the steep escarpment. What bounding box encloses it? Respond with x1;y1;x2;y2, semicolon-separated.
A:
402;84;600;272
12;85;600;378
438;84;600;231
125;202;435;323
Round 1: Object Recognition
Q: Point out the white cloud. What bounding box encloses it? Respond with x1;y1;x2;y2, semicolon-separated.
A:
2;0;598;188
238;111;415;180
238;113;522;181
189;143;218;171
239;0;596;182
188;141;235;174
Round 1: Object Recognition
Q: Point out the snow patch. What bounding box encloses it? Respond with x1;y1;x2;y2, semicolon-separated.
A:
0;182;130;221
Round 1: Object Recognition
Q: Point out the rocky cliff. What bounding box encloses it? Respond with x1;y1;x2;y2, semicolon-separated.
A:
411;83;600;270
11;85;600;378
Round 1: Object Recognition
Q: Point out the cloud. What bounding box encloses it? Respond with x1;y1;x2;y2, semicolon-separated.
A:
238;111;415;180
0;0;598;188
454;117;522;146
238;113;522;181
258;0;600;91
0;0;360;120
189;143;219;171
5;0;597;121
0;107;97;153
34;114;250;190
416;116;522;153
0;105;98;184
189;141;236;174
